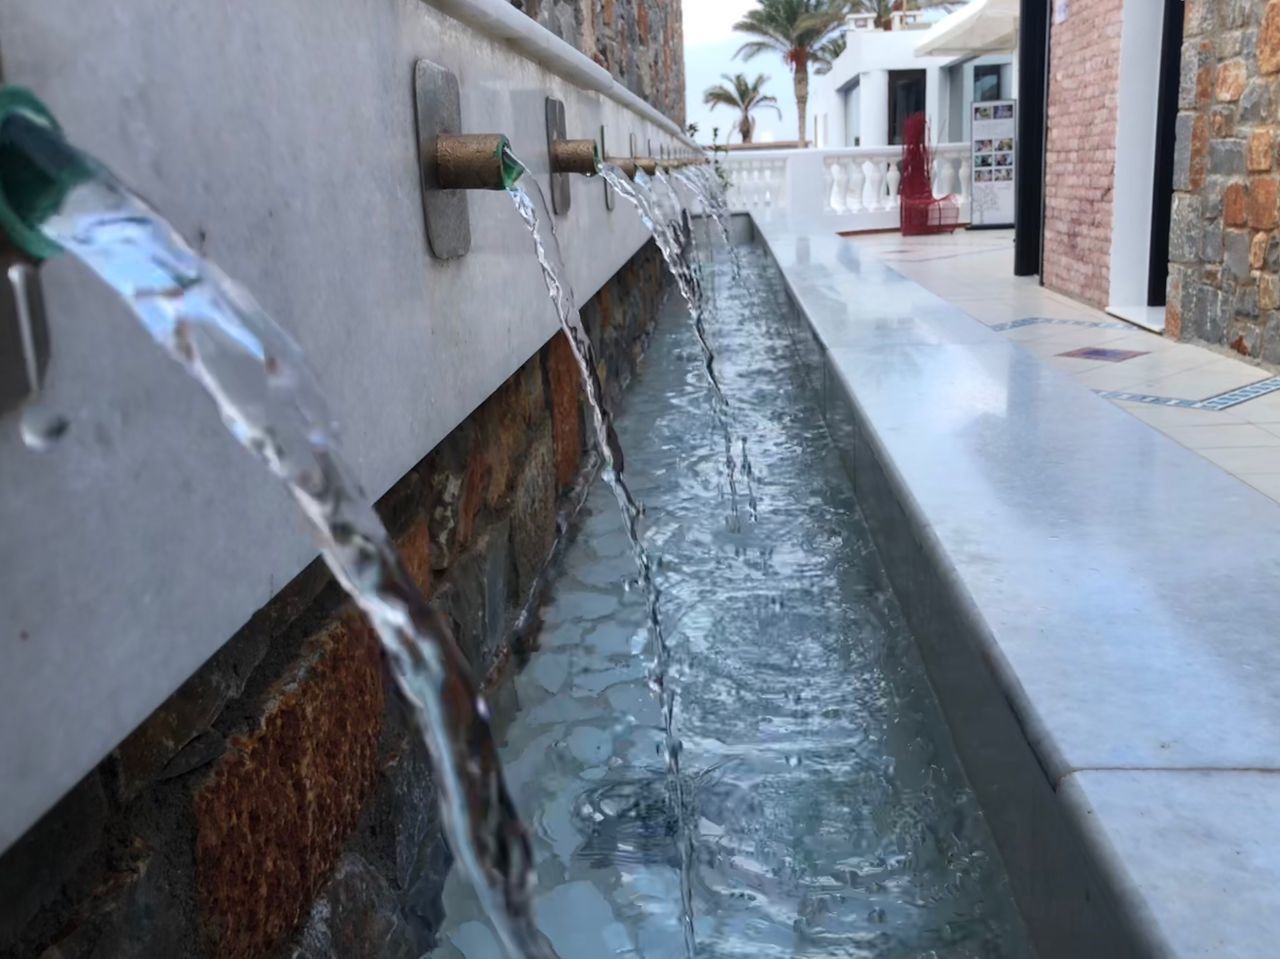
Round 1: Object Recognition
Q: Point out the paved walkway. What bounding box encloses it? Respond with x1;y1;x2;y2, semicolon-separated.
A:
848;229;1280;502
760;218;1280;958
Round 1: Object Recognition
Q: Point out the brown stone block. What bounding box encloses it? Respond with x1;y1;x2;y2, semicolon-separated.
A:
1253;231;1272;269
456;443;488;548
396;517;433;597
547;331;584;491
195;614;384;959
1190;114;1210;190
1225;182;1249;226
1251;177;1280;229
1166;300;1183;340
1217;60;1248;101
1263;274;1280;311
1250;130;1276;172
1262;1;1280;75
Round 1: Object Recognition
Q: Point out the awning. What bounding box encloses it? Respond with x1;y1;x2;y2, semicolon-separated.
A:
914;0;1020;58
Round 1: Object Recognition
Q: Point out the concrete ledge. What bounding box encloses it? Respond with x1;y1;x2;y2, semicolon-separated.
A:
753;216;1280;959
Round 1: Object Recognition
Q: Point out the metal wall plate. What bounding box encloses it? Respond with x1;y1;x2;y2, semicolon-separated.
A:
414;59;471;260
545;98;570;216
600;126;614;211
0;253;49;417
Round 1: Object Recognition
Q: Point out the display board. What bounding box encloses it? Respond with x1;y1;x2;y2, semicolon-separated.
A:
971;101;1016;228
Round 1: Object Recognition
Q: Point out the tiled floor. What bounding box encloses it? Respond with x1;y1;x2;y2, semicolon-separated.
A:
848;229;1280;503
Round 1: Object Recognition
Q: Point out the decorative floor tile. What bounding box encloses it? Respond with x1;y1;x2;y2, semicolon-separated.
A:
990;316;1134;333
1198;378;1280;410
1058;347;1150;363
1095;391;1201;409
1096;377;1280;411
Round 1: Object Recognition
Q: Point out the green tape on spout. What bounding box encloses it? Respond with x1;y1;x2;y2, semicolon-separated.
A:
0;87;94;261
498;137;525;191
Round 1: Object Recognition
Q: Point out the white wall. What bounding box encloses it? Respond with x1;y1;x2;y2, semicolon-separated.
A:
0;0;691;853
1108;0;1168;311
810;26;1009;147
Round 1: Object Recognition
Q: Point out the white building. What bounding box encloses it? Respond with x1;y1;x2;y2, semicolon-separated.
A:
811;7;1016;149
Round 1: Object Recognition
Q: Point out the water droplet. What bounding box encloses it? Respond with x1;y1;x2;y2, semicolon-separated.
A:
20;408;70;451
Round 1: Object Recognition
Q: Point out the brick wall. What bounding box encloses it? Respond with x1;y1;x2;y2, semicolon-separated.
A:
0;242;668;959
1042;0;1124;308
1167;0;1280;355
511;0;687;127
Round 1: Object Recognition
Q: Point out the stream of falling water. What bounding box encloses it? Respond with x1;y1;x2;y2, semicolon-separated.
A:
6;117;552;959
598;164;721;405
674;168;738;273
505;162;699;959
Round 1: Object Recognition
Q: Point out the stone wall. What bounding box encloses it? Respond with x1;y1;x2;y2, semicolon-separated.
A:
1167;0;1280;355
510;0;687;127
1042;0;1123;309
0;242;667;959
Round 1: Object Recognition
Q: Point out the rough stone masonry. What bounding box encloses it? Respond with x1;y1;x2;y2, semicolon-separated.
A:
510;0;687;128
1168;0;1280;357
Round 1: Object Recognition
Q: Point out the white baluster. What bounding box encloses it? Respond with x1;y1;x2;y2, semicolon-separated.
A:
957;156;971;202
938;155;957;198
846;158;865;213
886;159;902;209
864;159;885;212
829;158;848;213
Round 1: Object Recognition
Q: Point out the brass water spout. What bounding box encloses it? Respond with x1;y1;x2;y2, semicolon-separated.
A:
434;134;523;191
550;138;600;176
604;157;638;178
636;158;659;176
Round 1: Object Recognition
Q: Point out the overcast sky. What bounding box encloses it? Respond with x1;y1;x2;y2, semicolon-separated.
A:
683;0;798;145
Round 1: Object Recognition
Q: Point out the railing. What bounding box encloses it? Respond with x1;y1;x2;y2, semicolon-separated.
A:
716;144;971;232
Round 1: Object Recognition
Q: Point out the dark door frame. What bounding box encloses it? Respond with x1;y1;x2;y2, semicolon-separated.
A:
1014;0;1050;277
1147;0;1185;306
888;69;928;145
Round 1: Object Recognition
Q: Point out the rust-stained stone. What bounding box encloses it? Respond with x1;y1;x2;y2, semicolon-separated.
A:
195;614;384;959
1250;176;1280;230
1261;0;1280;75
396;518;433;597
1226;182;1249;227
1217;60;1248;101
1262;273;1280;311
1190;114;1211;191
1250;130;1276;172
547;332;584;491
456;442;489;550
1253;231;1271;270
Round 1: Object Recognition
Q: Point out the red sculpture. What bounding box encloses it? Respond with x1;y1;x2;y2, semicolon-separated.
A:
900;112;959;236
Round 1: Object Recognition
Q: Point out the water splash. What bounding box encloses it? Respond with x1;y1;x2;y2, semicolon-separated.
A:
18;124;553;959
504;163;699;959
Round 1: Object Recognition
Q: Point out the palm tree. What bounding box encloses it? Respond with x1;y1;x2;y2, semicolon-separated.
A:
733;0;851;148
703;73;782;144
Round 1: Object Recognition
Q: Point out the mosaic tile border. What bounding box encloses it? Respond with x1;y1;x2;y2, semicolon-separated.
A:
1097;378;1280;411
990;317;1134;333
